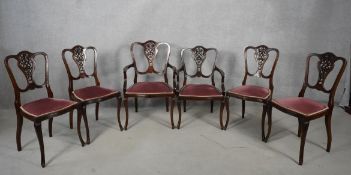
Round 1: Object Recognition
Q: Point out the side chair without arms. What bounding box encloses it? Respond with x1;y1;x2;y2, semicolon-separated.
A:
271;52;347;165
226;45;279;141
4;51;88;167
62;45;123;143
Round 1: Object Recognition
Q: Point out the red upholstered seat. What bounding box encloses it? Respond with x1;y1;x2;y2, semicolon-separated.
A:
126;82;173;95
228;85;271;99
179;84;222;97
73;86;117;101
273;97;328;117
21;98;76;117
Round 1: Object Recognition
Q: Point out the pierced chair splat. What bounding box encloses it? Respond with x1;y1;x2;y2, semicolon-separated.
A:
226;45;279;140
123;40;178;130
62;45;123;140
271;52;347;165
4;51;88;168
177;46;228;129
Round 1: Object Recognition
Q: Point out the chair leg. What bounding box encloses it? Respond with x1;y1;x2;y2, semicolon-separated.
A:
76;107;85;146
124;98;129;130
165;97;169;112
242;100;245;119
34;122;45;168
220;98;230;130
134;97;138;112
298;122;301;137
261;104;268;142
116;96;123;131
48;118;53;137
298;119;310;165
82;106;90;144
325;112;332;152
210;100;214;113
183;100;186;112
15;110;23;151
69;111;73;129
95;103;99;121
219;100;225;130
177;99;182;129
265;103;272;142
170;98;175;129
224;97;230;129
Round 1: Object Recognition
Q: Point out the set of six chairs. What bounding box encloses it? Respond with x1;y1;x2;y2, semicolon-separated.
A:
4;40;347;167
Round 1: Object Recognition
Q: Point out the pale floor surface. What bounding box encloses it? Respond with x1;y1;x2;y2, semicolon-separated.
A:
0;101;351;175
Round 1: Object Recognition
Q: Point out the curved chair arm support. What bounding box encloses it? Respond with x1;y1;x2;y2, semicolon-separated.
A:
176;65;186;92
166;63;178;93
213;66;225;94
123;63;136;95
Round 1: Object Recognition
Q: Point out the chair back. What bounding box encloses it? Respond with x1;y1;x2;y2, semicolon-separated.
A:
298;52;347;108
243;45;279;91
4;51;53;107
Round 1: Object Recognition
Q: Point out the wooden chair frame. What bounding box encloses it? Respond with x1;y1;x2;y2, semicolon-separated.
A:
177;46;228;129
123;40;178;129
62;45;123;140
271;52;347;165
4;51;88;167
226;45;279;140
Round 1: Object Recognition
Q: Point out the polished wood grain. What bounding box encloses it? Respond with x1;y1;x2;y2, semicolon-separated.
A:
226;45;279;140
271;52;347;165
4;51;87;167
62;45;123;135
177;46;228;129
123;40;177;129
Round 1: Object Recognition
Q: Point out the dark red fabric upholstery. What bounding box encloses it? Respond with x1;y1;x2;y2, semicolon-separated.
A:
179;84;222;97
228;85;270;99
273;97;328;117
73;86;117;101
21;98;76;117
126;82;173;95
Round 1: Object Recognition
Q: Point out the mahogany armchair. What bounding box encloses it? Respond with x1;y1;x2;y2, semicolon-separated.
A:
177;46;228;129
4;51;88;167
226;45;279;141
62;45;123;141
271;52;347;165
123;40;178;130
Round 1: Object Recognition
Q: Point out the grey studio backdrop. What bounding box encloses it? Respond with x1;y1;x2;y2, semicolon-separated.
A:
0;0;350;110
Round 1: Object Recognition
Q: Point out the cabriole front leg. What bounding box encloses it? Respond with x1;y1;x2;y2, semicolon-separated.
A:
262;103;272;142
298;119;310;165
95;103;99;121
177;98;182;129
77;106;85;146
69;111;74;129
15;110;23;151
170;98;175;129
242;100;245;119
48;118;53;137
261;104;268;141
325;112;332;152
219;98;229;130
34;122;45;168
117;96;123;131
124;98;129;130
82;105;90;144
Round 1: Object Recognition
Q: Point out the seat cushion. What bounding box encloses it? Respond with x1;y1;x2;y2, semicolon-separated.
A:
179;84;222;98
228;85;271;99
273;97;328;117
21;98;76;117
73;86;117;101
126;82;173;95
